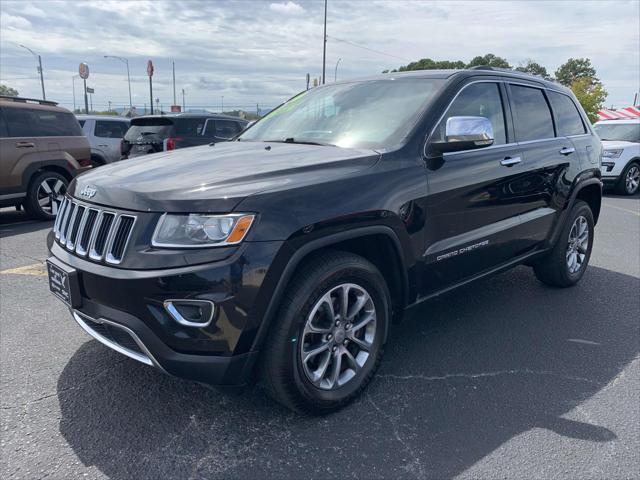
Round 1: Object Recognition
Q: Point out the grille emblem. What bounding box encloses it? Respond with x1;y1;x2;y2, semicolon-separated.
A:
80;185;97;198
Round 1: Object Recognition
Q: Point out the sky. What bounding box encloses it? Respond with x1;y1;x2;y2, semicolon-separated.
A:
0;0;638;113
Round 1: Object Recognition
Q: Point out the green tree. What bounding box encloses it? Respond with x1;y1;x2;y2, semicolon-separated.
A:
555;58;597;87
384;58;465;73
0;84;19;96
570;77;608;123
466;54;511;69
515;60;550;79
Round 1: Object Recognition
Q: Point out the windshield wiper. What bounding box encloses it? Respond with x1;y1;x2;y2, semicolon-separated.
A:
264;138;336;147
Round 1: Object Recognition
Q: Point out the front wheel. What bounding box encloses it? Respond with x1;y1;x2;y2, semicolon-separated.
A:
260;250;390;414
617;161;640;195
533;200;594;287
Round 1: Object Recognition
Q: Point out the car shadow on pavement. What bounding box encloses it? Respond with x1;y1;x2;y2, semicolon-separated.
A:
0;211;52;237
56;265;639;479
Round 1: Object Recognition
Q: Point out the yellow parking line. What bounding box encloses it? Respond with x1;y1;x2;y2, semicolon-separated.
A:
602;203;640;217
0;262;47;276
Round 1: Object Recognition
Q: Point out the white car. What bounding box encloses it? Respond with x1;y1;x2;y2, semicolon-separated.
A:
76;115;130;166
593;118;640;195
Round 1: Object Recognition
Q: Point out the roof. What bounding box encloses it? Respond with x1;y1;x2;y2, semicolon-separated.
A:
76;115;130;121
0;95;71;113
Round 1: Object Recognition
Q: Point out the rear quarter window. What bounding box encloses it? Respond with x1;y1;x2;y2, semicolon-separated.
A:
173;117;206;136
510;85;555;142
3;108;83;137
95;120;129;138
548;91;586;136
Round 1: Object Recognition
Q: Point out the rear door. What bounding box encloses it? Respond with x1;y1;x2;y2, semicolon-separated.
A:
171;117;208;148
547;90;595;166
506;84;577;253
0;106;42;194
94;119;129;162
420;81;526;295
204;119;243;143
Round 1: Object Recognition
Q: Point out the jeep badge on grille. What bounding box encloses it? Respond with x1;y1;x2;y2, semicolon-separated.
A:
80;185;97;198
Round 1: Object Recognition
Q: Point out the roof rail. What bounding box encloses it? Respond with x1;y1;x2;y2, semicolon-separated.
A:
0;95;58;106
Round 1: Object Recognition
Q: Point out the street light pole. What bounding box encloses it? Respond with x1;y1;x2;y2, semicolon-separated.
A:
19;44;46;100
322;0;327;84
221;95;224;113
334;58;342;82
72;75;78;112
104;55;132;111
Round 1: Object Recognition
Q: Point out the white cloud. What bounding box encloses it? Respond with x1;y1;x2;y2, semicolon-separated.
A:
0;12;32;29
269;1;304;15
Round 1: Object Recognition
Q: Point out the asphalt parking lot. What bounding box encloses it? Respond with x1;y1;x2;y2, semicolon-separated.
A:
1;194;638;480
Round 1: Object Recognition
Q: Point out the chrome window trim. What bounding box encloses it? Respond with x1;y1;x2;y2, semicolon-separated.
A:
423;79;509;159
72;311;159;368
105;214;137;265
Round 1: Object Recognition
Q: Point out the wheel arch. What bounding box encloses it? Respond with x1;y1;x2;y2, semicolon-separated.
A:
249;226;409;354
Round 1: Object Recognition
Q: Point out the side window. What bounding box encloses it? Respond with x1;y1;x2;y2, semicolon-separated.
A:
215;120;241;139
203;119;217;137
95;120;129;138
510;85;554;142
547;91;586;136
433;82;507;146
30;111;83;137
0;108;9;137
174;118;206;136
2;107;33;137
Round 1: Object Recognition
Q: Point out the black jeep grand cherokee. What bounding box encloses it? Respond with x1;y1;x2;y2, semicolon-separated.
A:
47;68;602;414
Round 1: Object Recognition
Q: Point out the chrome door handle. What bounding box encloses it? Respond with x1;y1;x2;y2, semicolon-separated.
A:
559;147;575;155
15;141;35;148
500;156;521;167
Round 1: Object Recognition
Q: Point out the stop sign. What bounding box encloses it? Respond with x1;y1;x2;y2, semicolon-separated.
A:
79;62;89;79
147;60;154;77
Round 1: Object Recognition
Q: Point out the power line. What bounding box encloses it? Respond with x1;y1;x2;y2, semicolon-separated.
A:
327;35;410;62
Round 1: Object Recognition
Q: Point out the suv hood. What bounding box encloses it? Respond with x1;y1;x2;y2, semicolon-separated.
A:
601;140;638;149
70;141;379;212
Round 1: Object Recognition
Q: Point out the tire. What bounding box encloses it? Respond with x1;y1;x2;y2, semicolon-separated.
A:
616;161;640;195
533;200;594;287
23;171;68;221
260;250;390;415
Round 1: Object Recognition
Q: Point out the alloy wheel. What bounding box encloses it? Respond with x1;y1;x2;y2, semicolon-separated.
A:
300;283;377;390
625;165;640;194
566;215;589;274
36;177;66;215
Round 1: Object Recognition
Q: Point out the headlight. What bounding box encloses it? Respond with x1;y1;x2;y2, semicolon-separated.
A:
602;149;623;159
152;213;255;247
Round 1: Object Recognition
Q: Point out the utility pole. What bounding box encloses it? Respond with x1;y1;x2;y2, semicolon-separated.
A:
108;100;112;112
172;61;177;106
256;103;259;117
322;0;327;84
182;89;185;111
89;92;93;112
72;75;77;112
334;58;342;82
221;95;224;113
83;78;89;114
19;44;46;100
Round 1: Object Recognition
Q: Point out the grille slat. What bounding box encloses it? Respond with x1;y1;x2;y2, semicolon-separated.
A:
53;197;136;265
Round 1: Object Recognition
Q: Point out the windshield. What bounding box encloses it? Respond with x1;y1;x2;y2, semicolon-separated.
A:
239;78;444;149
594;123;640;143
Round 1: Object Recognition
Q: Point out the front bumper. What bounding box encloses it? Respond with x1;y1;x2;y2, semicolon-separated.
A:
48;234;285;386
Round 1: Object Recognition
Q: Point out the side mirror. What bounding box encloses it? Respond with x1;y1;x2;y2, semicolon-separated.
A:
430;116;494;155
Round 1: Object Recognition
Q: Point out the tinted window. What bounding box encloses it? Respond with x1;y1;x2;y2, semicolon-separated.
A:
125;117;173;143
432;82;506;145
510;85;554;141
95;120;129;138
214;120;241;139
174;117;206;136
548;92;586;136
0;109;9;137
3;108;82;137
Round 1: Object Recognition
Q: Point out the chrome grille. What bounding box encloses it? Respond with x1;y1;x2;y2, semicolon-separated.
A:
53;197;136;265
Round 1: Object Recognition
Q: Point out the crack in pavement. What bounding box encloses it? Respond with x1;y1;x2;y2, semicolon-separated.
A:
376;369;599;385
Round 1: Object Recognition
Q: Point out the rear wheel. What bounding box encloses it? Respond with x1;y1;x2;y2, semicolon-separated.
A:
533;200;594;287
260;251;390;414
24;171;68;221
617;161;640;195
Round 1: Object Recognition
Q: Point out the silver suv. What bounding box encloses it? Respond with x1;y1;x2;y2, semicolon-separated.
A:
76;115;130;166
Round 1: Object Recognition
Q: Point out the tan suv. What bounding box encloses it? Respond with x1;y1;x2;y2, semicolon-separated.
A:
0;96;90;220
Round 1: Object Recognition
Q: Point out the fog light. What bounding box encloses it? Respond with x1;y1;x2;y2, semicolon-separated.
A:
164;299;215;327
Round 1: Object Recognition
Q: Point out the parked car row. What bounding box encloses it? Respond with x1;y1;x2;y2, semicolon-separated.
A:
0;96;250;219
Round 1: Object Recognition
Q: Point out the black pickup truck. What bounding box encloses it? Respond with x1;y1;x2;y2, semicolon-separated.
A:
121;113;248;158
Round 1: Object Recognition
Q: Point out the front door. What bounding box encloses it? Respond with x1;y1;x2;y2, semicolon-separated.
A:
419;81;529;297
